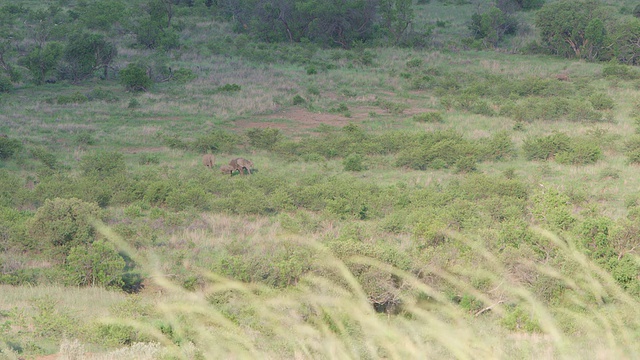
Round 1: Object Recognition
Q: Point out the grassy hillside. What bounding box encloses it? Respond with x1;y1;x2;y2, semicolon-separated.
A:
1;0;640;359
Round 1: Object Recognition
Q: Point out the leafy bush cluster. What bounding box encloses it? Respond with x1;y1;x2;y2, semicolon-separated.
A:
523;132;602;165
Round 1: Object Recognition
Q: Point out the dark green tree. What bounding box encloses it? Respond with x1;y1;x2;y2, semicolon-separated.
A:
469;7;518;47
379;0;414;44
20;42;63;84
611;18;640;65
76;0;128;32
61;32;117;82
536;0;610;60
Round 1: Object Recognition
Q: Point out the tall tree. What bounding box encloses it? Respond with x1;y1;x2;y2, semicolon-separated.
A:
536;0;610;60
61;32;117;82
379;0;414;44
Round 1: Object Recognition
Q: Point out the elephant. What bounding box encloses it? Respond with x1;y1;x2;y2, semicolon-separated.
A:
220;164;234;175
229;157;253;175
202;154;215;169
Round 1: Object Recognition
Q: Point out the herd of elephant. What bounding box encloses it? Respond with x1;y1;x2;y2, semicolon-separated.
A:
202;154;254;175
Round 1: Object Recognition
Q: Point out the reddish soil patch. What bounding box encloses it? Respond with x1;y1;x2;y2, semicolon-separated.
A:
36;355;58;360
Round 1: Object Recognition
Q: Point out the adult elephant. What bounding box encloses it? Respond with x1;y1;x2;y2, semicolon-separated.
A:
229;158;253;175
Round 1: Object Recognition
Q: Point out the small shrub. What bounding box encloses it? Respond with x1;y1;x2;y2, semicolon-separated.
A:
119;63;151;91
190;130;241;153
217;83;241;92
57;92;88;104
246;128;282;150
343;153;365;171
589;92;615;110
138;153;160;165
30;148;58;169
306;66;317;75
602;61;637;79
79;151;126;179
74;132;96;146
128;98;140;109
406;58;423;68
555;140;602;165
0;76;12;93
86;88;119;102
292;94;306;105
171;68;196;83
412;112;444;123
522;132;571;161
0;137;22;160
480;131;516;161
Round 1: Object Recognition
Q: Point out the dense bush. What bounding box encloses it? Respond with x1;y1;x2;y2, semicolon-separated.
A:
0;136;22;159
343;153;365;172
555;139;602;165
522;132;571;161
395;131;478;170
79;151;126;179
412;112;444;123
246;128;283;150
28;198;104;260
66;240;126;288
119;63;152;91
191;130;241;153
478;131;516;161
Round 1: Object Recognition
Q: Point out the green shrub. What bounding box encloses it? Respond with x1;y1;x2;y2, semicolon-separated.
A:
28;198;103;260
0;136;22;160
96;324;140;347
165;182;208;211
79;151;126;179
412;112;444;123
158;133;187;149
171;68;196;83
0;75;12;93
479;131;516;161
602;61;638;78
625;136;640;164
343;153;365;172
86;88;119;102
217;83;241;92
589;92;615;110
57;92;88;104
292;94;306;105
246;128;282;150
190;129;241;153
522;132;571;161
30;148;58;169
396;131;477;170
531;188;575;231
127;98;140;109
65;239;126;288
119;63;152;91
555;140;602;165
405;58;423;68
138;153;160;165
502;304;541;332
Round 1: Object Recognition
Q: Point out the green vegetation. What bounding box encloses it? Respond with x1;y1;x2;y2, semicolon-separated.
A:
1;0;640;358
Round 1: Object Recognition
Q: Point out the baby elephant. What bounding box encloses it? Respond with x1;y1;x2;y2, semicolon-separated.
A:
220;164;234;175
202;154;215;169
229;157;253;175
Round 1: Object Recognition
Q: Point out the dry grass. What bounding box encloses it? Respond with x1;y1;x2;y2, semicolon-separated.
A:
38;223;633;360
